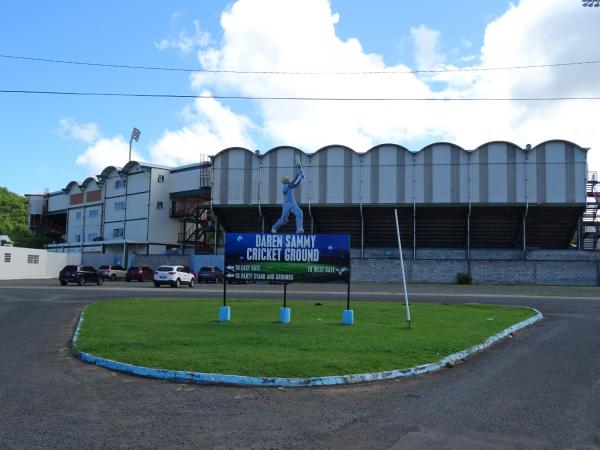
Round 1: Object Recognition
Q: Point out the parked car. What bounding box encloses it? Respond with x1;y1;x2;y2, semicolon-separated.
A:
125;266;155;282
98;265;127;281
153;265;195;288
197;266;224;283
59;265;103;286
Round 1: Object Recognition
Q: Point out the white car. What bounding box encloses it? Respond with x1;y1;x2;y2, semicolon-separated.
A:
153;265;195;288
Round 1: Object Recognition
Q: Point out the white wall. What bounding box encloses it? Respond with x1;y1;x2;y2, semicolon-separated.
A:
125;219;149;241
105;169;127;198
47;192;68;212
127;170;150;194
0;246;81;279
84;205;102;241
170;166;201;193
126;192;149;220
104;196;125;223
148;168;179;243
67;207;84;243
28;195;44;215
104;221;124;240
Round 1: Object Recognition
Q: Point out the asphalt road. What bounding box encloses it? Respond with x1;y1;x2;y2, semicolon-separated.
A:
1;279;599;449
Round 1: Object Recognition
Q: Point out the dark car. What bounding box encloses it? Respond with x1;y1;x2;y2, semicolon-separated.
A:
126;266;155;282
197;266;224;283
59;265;103;286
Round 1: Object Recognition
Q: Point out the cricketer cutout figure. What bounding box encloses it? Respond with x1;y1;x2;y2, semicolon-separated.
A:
271;156;305;234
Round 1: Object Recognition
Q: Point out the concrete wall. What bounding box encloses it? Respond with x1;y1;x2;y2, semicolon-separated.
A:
351;250;600;286
0;246;81;279
4;245;599;285
81;253;120;268
135;249;600;286
135;255;190;270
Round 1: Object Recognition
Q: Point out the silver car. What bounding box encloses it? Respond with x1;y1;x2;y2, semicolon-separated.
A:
98;265;127;281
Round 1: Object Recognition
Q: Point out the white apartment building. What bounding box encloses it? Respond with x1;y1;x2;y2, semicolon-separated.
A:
28;160;212;267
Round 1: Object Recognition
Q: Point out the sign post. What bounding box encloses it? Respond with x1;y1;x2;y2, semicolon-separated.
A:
219;258;230;322
280;283;291;323
224;233;351;323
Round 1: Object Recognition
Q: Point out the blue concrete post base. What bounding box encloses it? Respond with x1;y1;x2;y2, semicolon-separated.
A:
219;306;231;322
280;307;291;323
342;309;354;325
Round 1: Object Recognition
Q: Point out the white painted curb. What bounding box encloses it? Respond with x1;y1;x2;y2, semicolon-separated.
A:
72;306;543;387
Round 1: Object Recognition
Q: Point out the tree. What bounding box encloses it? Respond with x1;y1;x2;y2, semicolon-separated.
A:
0;187;50;248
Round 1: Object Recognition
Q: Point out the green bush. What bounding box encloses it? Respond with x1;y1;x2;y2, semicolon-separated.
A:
457;272;473;285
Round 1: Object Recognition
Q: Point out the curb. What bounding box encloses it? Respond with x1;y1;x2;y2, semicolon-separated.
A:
72;306;543;387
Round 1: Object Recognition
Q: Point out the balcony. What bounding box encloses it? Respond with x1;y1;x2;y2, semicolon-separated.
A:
29;214;66;237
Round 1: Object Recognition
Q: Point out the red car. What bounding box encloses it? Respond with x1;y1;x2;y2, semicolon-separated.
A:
125;266;155;282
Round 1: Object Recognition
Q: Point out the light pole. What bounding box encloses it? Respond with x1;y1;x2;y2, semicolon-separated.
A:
129;127;141;161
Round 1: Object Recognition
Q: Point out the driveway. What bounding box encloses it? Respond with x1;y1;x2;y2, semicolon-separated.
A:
0;280;599;449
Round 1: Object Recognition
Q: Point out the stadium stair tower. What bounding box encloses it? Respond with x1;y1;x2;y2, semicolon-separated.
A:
170;204;215;254
583;171;600;250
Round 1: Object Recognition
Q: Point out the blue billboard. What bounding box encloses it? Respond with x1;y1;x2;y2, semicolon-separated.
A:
224;233;350;283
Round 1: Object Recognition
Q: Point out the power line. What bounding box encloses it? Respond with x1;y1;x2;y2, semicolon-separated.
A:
2;53;600;75
2;89;600;101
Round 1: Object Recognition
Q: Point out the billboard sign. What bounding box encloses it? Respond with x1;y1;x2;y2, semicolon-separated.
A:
224;233;350;283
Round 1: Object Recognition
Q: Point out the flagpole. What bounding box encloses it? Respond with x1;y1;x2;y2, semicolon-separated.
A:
394;208;411;327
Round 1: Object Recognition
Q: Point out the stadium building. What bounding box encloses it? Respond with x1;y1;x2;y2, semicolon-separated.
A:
26;140;600;285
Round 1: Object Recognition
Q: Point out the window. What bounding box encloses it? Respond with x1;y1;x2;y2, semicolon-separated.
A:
115;179;127;189
75;234;81;243
112;228;124;238
115;201;125;211
27;254;39;264
88;233;97;241
156;201;163;209
158;174;165;183
4;253;11;263
75;211;82;220
89;209;98;218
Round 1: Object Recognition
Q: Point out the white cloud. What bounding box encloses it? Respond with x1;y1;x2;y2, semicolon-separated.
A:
75;136;144;174
192;0;433;151
57;118;100;144
58;118;149;175
410;24;445;70
72;0;600;179
446;0;600;168
154;20;211;53
148;94;256;166
182;0;600;173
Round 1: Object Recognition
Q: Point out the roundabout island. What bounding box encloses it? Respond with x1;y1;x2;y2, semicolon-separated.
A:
72;298;542;387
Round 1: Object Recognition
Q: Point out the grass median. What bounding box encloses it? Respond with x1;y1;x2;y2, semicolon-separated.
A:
74;299;535;378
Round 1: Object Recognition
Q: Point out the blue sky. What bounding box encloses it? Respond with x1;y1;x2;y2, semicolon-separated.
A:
1;0;598;195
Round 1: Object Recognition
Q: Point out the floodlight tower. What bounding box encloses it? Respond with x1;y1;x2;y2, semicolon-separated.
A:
129;127;141;161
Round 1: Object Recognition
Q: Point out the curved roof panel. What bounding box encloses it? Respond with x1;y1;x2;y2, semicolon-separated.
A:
98;166;120;179
62;181;80;193
211;140;586;162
